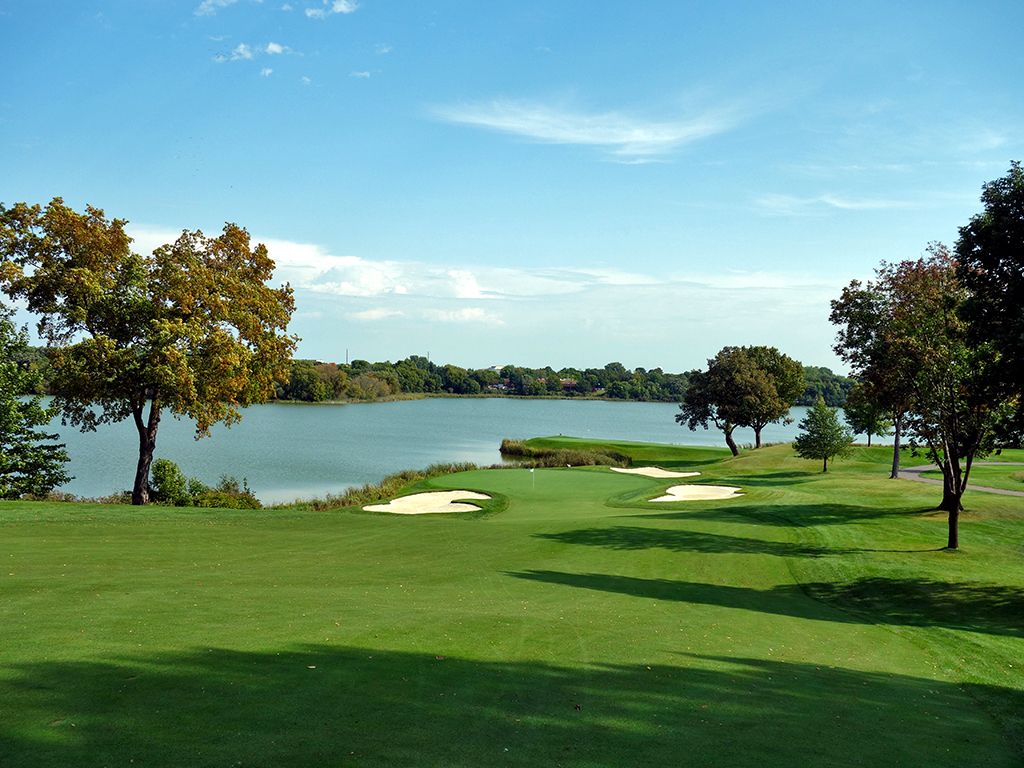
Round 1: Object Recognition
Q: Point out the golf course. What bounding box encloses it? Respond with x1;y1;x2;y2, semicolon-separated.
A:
2;437;1022;766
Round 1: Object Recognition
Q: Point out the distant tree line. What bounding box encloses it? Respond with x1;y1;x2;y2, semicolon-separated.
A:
273;355;854;405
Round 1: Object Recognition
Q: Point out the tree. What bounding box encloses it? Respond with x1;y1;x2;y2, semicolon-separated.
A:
830;278;916;478
793;397;853;472
832;245;1010;549
677;346;802;454
738;346;804;447
0;199;296;505
0;303;71;498
956;161;1024;439
842;381;892;447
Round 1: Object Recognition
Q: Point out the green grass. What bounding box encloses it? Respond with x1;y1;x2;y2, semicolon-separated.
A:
1;440;1023;766
922;463;1024;493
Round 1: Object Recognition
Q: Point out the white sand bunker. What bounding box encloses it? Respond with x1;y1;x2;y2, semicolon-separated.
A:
364;490;491;515
649;485;744;502
611;467;701;479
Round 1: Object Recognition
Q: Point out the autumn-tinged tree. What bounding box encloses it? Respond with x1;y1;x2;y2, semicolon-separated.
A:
0;303;71;497
793;397;853;472
831;245;1010;548
739;346;804;448
0;199;296;505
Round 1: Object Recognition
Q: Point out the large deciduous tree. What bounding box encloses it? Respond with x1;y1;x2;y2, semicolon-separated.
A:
0;303;71;498
830;279;916;478
831;245;1010;549
0;199;296;505
956;161;1024;440
677;345;803;454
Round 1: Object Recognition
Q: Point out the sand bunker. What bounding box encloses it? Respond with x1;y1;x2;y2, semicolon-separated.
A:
364;490;491;515
649;485;743;502
611;467;701;479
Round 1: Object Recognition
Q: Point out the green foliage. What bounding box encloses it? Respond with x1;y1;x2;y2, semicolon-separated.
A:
0;199;297;504
149;458;191;506
798;366;854;407
957;161;1024;440
0;304;70;498
148;460;261;509
793;397;854;472
677;346;804;454
843;382;892;445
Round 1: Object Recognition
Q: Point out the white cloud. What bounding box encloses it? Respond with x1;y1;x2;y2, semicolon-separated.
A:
350;308;405;321
375;43;392;55
281;2;293;9
261;67;274;77
306;0;358;18
230;43;254;60
266;42;286;54
350;71;371;79
432;99;741;159
301;75;312;85
195;0;239;15
422;307;505;325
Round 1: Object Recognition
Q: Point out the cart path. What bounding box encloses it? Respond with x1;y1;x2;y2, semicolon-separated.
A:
900;462;1024;497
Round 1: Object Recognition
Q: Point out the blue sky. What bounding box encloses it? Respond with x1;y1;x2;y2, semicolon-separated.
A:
3;1;1022;372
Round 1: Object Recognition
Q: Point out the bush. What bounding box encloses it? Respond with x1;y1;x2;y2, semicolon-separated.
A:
150;458;192;506
148;461;261;509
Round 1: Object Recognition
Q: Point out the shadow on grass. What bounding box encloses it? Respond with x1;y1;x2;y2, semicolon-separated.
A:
1;645;1020;767
639;502;929;528
536;526;853;557
510;570;1024;638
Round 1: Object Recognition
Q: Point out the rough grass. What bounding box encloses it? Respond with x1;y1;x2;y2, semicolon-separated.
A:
1;439;1022;766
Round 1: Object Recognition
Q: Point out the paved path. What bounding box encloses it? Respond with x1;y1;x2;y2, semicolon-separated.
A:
900;462;1024;497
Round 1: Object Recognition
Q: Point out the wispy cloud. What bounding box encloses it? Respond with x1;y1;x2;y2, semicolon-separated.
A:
422;307;505;325
754;193;916;217
195;0;239;15
260;68;274;77
350;71;371;79
305;0;358;19
375;43;392;55
265;42;287;55
351;308;405;321
432;99;741;159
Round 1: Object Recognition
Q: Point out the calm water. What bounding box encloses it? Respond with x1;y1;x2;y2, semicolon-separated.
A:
47;398;818;504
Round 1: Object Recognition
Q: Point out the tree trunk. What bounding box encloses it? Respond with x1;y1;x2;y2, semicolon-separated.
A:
131;395;162;505
867;433;872;447
724;426;739;456
823;456;828;473
936;453;965;548
754;426;762;449
889;412;903;479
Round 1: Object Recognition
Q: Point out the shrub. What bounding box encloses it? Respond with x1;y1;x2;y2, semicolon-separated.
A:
150;459;192;506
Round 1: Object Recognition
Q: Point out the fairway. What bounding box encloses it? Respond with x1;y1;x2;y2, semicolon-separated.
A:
2;440;1023;766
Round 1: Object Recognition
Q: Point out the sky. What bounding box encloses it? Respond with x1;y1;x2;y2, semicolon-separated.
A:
2;1;1023;372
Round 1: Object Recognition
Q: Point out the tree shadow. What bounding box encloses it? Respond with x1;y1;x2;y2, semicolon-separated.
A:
1;645;1020;767
638;502;931;528
536;526;853;557
509;570;1024;639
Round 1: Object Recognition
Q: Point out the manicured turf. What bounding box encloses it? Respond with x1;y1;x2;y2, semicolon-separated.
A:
922;463;1024;493
1;439;1023;766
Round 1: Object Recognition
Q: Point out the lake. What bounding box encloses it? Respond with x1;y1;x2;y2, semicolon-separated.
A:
46;398;825;504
